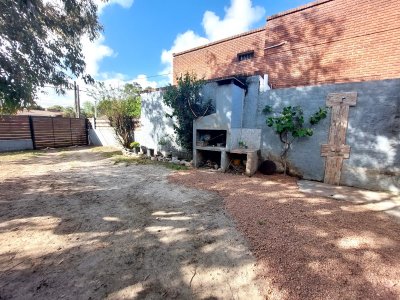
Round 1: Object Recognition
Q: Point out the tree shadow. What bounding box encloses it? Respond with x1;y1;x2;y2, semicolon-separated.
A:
205;10;347;88
0;151;263;299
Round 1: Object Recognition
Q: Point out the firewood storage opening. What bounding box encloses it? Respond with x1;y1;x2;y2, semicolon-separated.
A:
197;149;222;170
227;152;247;174
196;130;227;148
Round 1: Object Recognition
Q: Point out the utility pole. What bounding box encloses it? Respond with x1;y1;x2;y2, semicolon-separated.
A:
74;81;77;116
76;84;81;118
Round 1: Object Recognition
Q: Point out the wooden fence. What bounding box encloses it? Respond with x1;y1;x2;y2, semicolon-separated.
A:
0;115;88;149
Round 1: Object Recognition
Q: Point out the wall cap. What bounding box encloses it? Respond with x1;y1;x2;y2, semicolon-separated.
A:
173;27;265;57
267;0;334;21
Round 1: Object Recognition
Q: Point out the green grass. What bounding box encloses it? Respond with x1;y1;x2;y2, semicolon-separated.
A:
112;154;189;171
90;146;123;158
0;150;43;161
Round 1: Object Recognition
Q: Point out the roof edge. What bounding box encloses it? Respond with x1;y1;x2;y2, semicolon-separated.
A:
267;0;334;21
173;27;265;57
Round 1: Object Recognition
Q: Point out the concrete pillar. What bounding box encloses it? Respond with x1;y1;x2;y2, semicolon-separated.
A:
246;151;259;177
221;151;229;172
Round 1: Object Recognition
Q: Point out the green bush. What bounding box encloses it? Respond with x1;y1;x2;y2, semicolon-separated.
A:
130;142;140;149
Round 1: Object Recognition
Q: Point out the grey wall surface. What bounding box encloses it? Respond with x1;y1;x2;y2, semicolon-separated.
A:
135;91;178;153
88;118;121;147
0;139;33;152
138;78;399;192
254;78;400;193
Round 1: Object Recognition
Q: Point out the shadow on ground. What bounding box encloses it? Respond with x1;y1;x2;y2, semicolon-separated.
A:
0;148;264;299
170;170;400;300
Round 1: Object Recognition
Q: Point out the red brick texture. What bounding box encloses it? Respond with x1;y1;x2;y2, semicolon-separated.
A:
173;0;400;88
173;28;266;84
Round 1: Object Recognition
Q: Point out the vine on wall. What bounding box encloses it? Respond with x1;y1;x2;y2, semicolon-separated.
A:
163;73;212;151
263;105;327;175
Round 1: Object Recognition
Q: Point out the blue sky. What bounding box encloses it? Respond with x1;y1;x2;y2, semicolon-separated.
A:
39;0;312;107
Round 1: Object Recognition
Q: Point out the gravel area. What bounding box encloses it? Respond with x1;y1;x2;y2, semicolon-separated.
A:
169;170;400;300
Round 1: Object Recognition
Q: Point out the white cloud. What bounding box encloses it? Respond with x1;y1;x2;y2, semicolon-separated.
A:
82;34;114;77
132;74;158;89
160;31;209;82
160;0;265;82
36;73;158;108
96;0;134;14
203;0;265;41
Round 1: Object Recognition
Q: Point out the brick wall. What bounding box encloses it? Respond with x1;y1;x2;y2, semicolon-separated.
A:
172;28;265;84
173;0;400;88
265;0;400;88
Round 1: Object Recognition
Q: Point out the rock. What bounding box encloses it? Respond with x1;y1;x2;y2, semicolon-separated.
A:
184;162;192;167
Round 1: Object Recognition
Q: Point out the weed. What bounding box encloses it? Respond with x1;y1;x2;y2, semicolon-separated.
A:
0;150;43;161
91;146;123;158
112;154;189;171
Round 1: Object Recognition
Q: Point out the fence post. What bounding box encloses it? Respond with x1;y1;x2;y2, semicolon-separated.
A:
69;118;73;146
85;118;89;145
51;117;56;148
28;116;36;150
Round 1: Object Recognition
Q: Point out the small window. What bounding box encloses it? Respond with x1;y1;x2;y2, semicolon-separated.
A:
237;51;254;61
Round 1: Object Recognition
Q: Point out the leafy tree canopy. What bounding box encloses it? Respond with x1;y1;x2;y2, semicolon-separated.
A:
0;0;106;114
163;73;212;151
89;82;142;148
82;101;95;118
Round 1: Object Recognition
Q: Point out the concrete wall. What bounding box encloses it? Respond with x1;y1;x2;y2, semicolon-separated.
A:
0;139;33;152
135;91;178;153
137;77;399;192
88;118;121;147
255;78;400;192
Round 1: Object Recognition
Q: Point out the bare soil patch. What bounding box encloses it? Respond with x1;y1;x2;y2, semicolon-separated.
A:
169;170;400;300
0;147;265;299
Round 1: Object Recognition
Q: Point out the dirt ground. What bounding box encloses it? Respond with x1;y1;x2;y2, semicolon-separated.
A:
1;147;399;300
170;171;400;299
0;147;265;299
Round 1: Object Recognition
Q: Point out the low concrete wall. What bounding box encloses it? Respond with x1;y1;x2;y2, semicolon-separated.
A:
0;139;33;152
88;118;121;147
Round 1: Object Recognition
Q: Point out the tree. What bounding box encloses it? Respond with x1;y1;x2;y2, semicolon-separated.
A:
62;106;76;118
163;73;212;151
89;82;141;148
47;105;64;112
82;101;95;118
263;105;327;175
0;0;105;114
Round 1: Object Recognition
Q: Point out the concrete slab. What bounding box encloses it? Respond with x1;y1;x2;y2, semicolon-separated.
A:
297;180;400;222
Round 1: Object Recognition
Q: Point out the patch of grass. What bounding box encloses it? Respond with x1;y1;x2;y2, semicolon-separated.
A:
112;155;189;171
91;146;123;158
0;150;43;161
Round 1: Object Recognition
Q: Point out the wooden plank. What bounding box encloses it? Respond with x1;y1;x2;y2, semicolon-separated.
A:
322;92;357;185
320;144;350;158
326;92;357;107
327;105;350;146
324;156;344;185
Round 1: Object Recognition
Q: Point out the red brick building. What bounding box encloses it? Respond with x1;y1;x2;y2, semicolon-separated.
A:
173;0;400;88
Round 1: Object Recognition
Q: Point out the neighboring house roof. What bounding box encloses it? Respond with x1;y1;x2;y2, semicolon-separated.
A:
17;109;64;117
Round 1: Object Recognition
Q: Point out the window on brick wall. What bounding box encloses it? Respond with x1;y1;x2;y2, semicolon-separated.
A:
237;51;254;61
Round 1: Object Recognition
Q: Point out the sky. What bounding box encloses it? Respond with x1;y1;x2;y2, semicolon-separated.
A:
38;0;312;108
